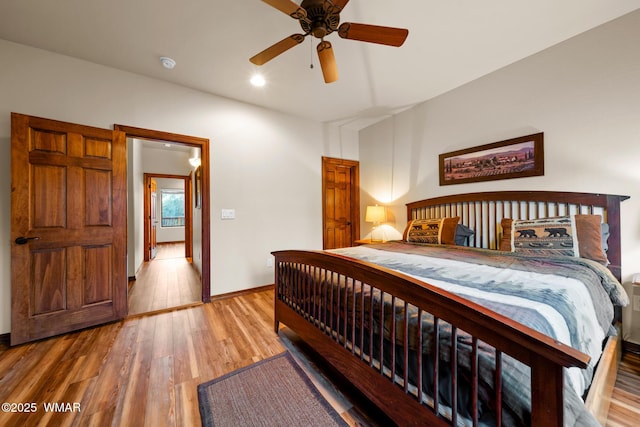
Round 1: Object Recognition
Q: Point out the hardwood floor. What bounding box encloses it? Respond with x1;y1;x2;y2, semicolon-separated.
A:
153;242;187;261
0;289;638;426
0;290;278;426
606;351;640;426
128;242;201;316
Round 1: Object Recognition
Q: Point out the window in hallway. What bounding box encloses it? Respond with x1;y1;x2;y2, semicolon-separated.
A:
160;189;185;227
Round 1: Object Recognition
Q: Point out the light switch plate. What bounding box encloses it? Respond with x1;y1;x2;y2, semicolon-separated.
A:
221;209;235;220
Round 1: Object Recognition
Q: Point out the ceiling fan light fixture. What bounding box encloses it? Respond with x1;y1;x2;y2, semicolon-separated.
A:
250;72;266;87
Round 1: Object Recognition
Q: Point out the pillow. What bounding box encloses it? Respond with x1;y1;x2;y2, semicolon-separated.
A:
574;214;608;265
499;218;514;252
500;214;608;264
406;217;460;245
455;224;475;246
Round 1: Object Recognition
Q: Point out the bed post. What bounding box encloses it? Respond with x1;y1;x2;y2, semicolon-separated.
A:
531;357;564;426
605;194;629;325
604;194;628;282
273;253;280;333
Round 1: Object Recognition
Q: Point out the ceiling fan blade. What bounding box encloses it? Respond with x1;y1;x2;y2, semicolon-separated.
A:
261;0;307;20
330;0;350;13
250;34;306;66
317;41;338;83
338;23;409;47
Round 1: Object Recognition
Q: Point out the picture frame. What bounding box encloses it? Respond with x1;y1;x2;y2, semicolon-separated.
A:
439;132;544;186
194;166;202;209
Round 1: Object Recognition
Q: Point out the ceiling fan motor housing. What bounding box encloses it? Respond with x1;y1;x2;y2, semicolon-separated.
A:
300;0;340;38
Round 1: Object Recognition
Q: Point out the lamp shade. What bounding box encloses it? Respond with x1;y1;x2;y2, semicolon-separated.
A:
365;205;386;223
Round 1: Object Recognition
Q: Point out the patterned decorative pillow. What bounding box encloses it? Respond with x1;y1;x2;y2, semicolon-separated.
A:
500;214;608;264
406;217;459;245
511;217;577;257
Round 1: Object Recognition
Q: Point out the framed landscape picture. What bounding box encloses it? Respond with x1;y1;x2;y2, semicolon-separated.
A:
439;132;544;186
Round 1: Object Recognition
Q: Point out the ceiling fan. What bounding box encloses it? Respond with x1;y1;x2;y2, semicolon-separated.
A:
249;0;409;83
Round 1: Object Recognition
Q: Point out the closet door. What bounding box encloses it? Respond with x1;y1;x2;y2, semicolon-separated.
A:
322;157;360;249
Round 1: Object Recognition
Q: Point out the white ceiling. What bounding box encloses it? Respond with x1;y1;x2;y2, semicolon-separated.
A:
1;1;639;128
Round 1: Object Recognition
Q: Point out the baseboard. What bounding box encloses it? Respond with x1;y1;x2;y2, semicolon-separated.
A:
209;284;275;302
622;339;640;355
0;333;10;347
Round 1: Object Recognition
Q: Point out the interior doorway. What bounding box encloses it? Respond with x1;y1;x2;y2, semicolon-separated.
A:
126;171;199;316
143;173;193;262
116;124;211;317
321;156;360;249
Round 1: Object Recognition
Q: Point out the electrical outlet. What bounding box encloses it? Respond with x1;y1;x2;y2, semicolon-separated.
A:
266;256;274;268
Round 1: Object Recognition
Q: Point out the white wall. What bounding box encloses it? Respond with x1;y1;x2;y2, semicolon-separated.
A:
322;123;360;161
126;138;144;277
0;39;357;335
191;162;203;277
142;145;192;176
358;11;640;342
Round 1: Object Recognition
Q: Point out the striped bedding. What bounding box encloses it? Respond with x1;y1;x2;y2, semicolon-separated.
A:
327;241;628;426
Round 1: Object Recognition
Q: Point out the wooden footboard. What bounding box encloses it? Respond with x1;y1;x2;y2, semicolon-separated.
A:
273;250;591;427
585;335;620;424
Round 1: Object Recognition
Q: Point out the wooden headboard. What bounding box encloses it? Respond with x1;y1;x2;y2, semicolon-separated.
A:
406;191;629;282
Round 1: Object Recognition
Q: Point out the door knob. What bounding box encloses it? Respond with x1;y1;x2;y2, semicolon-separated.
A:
15;236;40;245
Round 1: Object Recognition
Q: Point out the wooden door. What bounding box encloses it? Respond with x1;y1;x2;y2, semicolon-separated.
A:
322;157;360;249
10;113;127;345
150;178;158;260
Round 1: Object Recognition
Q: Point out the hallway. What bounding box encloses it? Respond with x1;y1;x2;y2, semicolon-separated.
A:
128;242;201;316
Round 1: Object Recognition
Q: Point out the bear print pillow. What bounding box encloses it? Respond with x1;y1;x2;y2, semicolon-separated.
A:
505;216;578;257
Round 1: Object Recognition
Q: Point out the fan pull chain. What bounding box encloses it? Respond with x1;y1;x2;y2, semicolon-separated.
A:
309;37;314;69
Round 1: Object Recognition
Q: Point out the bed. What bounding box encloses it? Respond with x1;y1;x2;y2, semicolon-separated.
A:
272;191;629;426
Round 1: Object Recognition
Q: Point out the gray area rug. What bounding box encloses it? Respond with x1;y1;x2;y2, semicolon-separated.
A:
197;351;348;426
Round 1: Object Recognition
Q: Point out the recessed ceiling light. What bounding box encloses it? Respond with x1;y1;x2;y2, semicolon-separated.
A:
250;73;266;87
164;143;171;147
160;56;176;70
